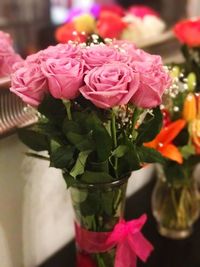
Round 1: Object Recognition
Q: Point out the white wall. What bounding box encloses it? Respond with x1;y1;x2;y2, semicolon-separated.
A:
187;0;200;17
0;134;153;267
0;135;24;267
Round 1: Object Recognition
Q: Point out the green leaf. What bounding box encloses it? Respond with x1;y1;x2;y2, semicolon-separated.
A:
117;136;140;175
92;125;112;161
137;146;166;164
180;144;195;159
87;160;109;172
18;127;49;151
81;171;114;184
25;152;49;161
37;122;67;144
137;107;163;145
50;142;75;169
86;113;112;161
112;145;128;158
80;192;101;216
70;187;88;203
70;150;91;178
63;119;81;134
62;173;77;188
101;191;115;216
38;95;66;124
67;132;94;151
63;119;94;151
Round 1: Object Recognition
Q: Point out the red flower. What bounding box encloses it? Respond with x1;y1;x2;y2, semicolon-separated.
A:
77;252;96;267
174;18;200;47
128;5;159;19
97;11;127;39
100;4;125;17
55;22;87;43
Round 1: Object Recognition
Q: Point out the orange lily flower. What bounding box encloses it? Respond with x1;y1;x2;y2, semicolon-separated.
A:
145;119;186;164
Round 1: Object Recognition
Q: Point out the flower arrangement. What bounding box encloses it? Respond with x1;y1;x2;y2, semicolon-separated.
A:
0;30;22;78
55;4;166;46
10;39;170;182
10;37;170;266
148;66;200;237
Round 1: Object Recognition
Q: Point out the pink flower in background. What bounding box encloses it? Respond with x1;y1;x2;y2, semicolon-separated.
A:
0;30;13;45
81;44;124;70
10;63;47;106
128;5;159;19
0;39;23;77
80;62;140;109
41;57;85;100
0;53;23;76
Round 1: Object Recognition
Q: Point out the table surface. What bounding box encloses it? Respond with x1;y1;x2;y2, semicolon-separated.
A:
39;179;200;267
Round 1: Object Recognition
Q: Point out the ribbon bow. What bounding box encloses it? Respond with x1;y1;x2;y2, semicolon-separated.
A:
75;214;153;267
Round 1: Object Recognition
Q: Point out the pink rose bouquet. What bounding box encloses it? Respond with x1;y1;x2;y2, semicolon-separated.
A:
0;30;23;78
10;37;170;267
10;37;170;182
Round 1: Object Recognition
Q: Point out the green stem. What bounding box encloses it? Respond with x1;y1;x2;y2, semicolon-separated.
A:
177;187;187;228
170;187;178;218
96;254;107;267
111;110;118;178
131;107;140;141
63;100;72;120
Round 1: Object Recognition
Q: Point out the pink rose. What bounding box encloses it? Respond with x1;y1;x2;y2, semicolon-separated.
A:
129;49;171;108
10;63;47;106
112;40;136;51
27;43;80;64
131;48;162;64
41;57;85;100
81;45;123;70
80;63;140;109
0;40;23;76
0;53;23;76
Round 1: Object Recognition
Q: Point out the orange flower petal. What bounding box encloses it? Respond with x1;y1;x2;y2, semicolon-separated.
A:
156;119;186;145
159;144;183;164
144;139;158;149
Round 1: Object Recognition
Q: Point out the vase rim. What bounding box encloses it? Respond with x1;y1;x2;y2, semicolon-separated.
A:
71;175;130;189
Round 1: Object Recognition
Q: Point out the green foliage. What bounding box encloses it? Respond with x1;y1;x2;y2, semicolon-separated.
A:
180;144;195;160
38;95;67;124
18;126;49;151
137;146;166;164
50;140;75;168
70;150;91;178
81;171;114;184
18;95;165;187
137;107;163;145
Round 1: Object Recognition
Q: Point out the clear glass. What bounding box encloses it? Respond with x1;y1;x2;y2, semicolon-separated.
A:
152;165;200;239
70;177;128;267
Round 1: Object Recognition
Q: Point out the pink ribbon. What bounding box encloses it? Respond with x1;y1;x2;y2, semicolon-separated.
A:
75;214;153;267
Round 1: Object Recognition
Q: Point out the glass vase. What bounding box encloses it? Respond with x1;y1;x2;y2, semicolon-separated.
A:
70;176;128;267
152;165;200;239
